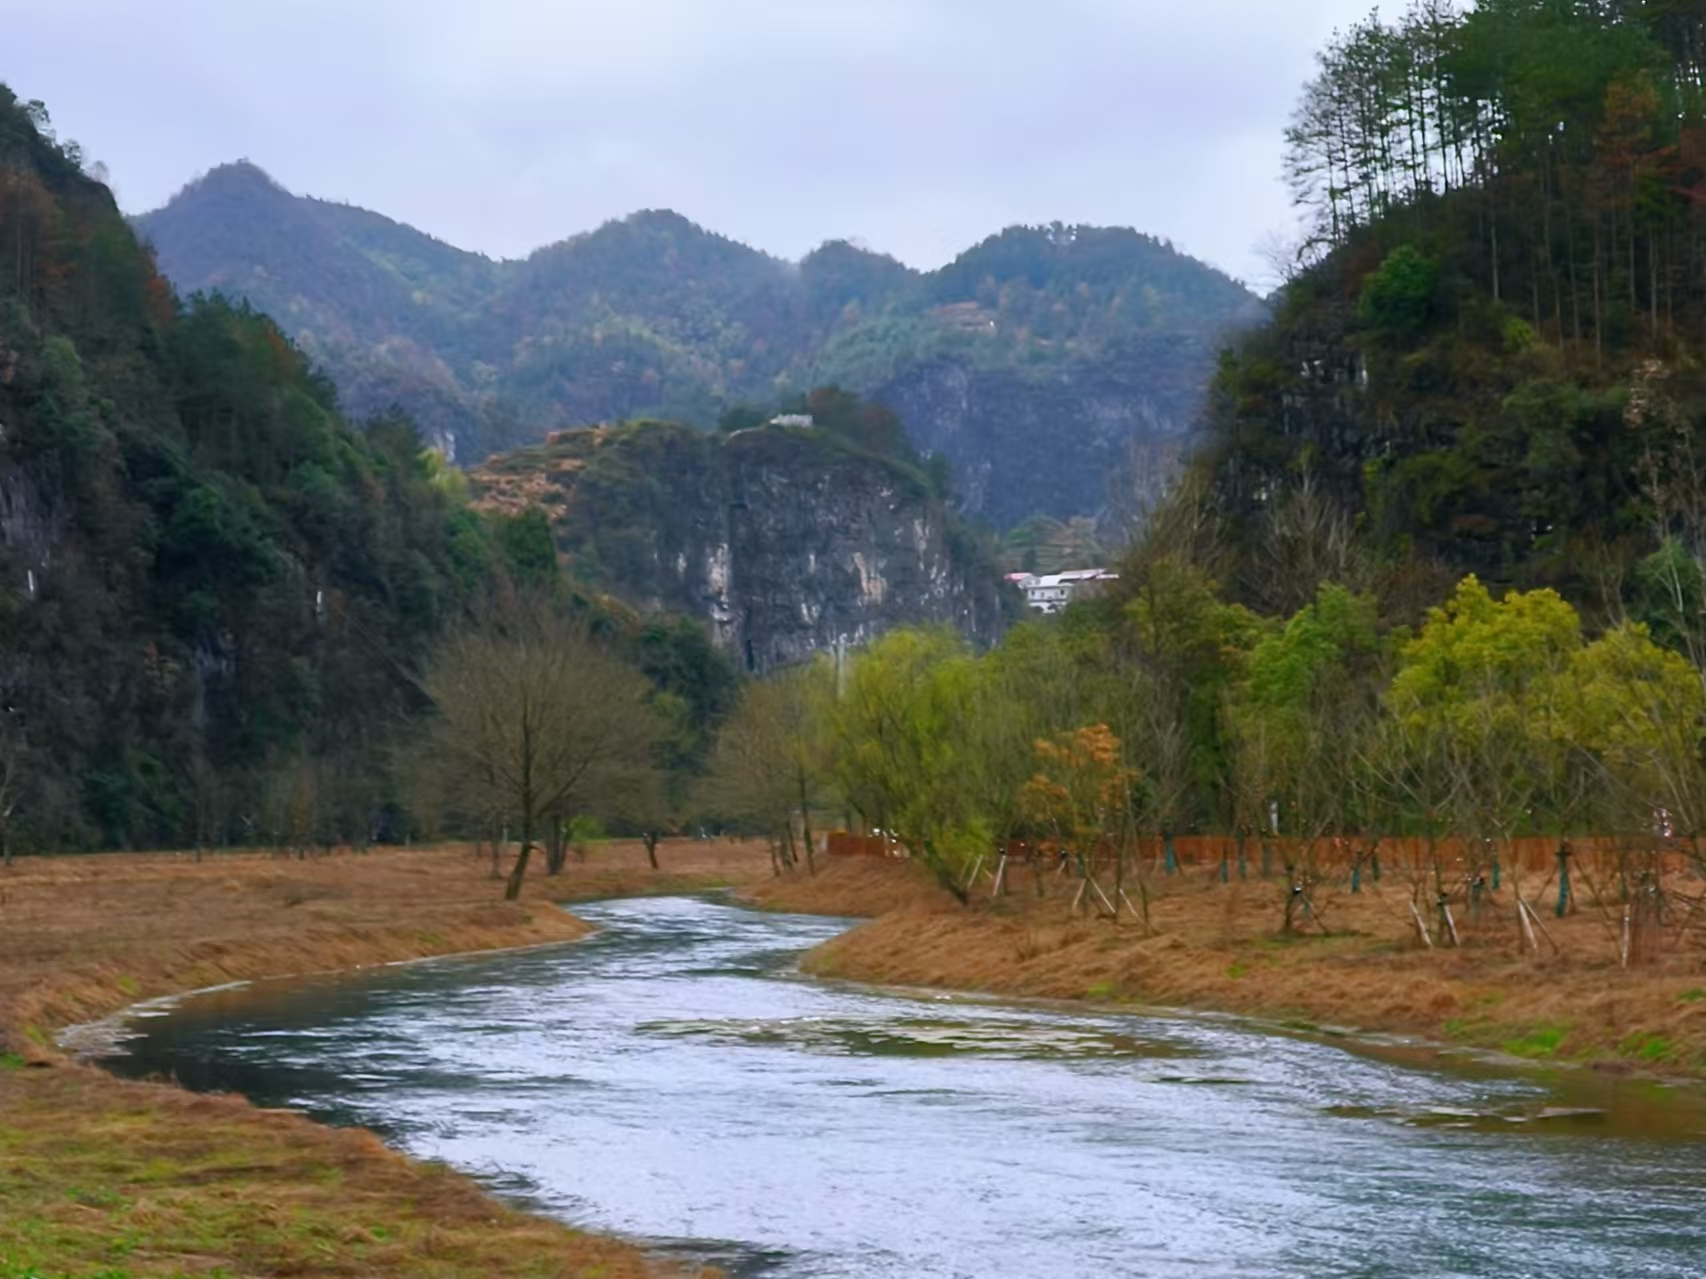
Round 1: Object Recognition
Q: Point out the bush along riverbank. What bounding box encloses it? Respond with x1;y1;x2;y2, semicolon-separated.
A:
743;856;1706;1083
0;841;775;1279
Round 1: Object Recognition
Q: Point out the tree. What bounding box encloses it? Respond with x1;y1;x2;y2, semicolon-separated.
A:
411;599;662;901
832;629;983;902
0;712;26;868
1233;584;1386;929
1386;576;1586;927
1022;724;1142;919
703;660;834;873
1359;244;1440;341
1113;554;1259;844
1561;621;1706;886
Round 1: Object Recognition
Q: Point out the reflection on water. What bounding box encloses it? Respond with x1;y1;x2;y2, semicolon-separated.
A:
101;896;1706;1278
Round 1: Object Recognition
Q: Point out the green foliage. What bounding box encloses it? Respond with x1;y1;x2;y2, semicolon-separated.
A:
0;91;500;852
832;629;993;898
496;508;559;590
1358;245;1438;341
567;815;607;845
749;560;1706;888
1619;1031;1676;1062
134;163;1258;521
1501;1024;1571;1059
1388;576;1581;734
1244;584;1380;715
1207;0;1706;598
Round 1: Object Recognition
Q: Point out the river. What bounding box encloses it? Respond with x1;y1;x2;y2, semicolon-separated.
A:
97;896;1706;1278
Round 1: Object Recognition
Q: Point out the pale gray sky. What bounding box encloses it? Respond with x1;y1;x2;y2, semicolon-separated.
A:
4;0;1380;286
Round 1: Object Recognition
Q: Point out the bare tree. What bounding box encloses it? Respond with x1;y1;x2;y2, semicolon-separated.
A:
703;661;833;874
1252;471;1372;616
412;600;663;901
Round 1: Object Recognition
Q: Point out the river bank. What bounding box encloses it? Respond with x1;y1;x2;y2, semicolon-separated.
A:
99;893;1706;1279
8;840;1702;1274
0;841;776;1279
743;857;1706;1082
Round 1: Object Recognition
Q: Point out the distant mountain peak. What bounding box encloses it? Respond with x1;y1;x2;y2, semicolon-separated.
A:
622;208;698;232
168;159;290;204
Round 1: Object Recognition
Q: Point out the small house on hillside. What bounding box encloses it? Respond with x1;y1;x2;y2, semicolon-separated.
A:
1009;568;1119;615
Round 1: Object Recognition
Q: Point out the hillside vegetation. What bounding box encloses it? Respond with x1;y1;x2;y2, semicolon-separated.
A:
135;172;1260;528
1196;0;1706;617
0;88;744;855
698;4;1706;1009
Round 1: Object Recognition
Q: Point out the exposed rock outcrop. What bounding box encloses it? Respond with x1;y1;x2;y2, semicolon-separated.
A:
470;421;1010;671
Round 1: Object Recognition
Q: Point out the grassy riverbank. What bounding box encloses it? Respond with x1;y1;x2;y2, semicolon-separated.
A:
745;858;1706;1081
8;840;1700;1275
0;841;775;1279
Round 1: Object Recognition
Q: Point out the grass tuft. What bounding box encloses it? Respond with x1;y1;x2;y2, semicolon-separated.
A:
1619;1032;1676;1063
1501;1024;1572;1059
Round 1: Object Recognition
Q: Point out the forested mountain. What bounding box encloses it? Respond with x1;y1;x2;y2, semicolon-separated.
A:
755;1;1706;907
0;89;504;853
135;173;1262;530
0;89;758;854
1195;0;1706;620
0;88;1020;851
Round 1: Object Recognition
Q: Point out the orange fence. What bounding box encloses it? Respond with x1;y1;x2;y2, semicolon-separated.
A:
1128;834;1695;877
826;832;905;858
989;835;1692;879
824;830;1701;875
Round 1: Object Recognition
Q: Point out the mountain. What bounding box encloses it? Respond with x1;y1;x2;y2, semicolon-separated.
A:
131;162;504;453
134;172;1263;530
1188;0;1706;621
0;91;496;853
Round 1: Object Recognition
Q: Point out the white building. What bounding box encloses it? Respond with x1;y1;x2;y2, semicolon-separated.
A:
1008;568;1119;615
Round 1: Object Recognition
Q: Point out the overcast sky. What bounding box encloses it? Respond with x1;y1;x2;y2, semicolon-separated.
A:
6;0;1380;287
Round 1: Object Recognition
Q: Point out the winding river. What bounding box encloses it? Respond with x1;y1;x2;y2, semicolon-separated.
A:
98;897;1706;1277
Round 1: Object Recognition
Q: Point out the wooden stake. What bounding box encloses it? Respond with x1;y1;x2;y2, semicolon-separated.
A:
1519;899;1561;955
1071;876;1089;913
1518;898;1538;953
1442;903;1460;948
1090;877;1118;917
1409;900;1434;949
991;854;1007;898
1620;907;1631;969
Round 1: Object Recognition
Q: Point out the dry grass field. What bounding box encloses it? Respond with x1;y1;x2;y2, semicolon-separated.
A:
5;834;1704;1276
0;840;774;1279
746;852;1706;1080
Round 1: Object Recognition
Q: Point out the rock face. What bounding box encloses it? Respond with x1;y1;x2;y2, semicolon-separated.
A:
0;462;56;595
874;334;1216;530
470;422;1009;671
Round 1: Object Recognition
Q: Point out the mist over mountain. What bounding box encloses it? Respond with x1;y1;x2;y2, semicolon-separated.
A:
134;164;1263;530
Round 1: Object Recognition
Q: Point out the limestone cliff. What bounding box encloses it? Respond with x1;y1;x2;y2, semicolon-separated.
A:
469;421;1010;671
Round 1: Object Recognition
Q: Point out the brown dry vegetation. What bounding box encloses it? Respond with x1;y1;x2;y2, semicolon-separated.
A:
746;854;1706;1080
8;835;1703;1275
0;839;774;1279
